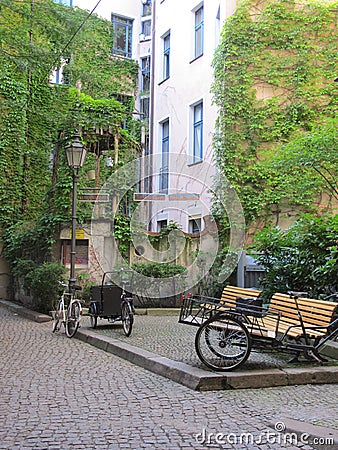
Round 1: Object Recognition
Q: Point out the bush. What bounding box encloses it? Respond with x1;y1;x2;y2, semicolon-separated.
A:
12;259;67;313
252;214;338;298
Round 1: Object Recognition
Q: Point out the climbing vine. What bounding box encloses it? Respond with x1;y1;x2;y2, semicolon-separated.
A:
212;0;338;223
0;0;139;265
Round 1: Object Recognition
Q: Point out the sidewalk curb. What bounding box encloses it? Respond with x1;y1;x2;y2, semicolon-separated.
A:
2;299;337;391
0;299;51;323
75;328;338;391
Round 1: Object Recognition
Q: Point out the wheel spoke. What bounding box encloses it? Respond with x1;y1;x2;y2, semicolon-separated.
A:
195;314;251;371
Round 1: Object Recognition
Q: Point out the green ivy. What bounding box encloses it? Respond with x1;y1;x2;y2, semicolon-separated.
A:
213;0;338;223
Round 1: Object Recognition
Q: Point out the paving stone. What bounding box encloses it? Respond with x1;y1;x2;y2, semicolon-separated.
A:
0;305;337;449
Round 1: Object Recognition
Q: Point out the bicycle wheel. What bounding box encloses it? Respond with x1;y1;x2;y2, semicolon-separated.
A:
65;300;82;338
121;301;133;336
89;303;98;329
195;314;251;371
52;299;62;333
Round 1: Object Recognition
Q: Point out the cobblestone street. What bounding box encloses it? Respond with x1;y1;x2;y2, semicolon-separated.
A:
1;306;337;449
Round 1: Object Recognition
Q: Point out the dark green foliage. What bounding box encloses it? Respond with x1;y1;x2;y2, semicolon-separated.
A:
132;262;186;278
0;0;139;310
12;259;66;313
252;214;338;298
0;0;138;233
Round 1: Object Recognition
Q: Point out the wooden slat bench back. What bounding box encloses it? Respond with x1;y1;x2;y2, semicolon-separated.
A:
220;285;262;307
256;293;338;339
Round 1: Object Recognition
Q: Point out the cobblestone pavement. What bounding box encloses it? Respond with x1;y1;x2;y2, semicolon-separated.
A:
1;306;337;450
87;314;297;371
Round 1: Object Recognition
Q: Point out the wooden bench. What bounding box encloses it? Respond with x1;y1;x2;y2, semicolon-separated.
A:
220;285;262;306
255;293;338;340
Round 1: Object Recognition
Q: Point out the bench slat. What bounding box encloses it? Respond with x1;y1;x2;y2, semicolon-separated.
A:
218;286;338;340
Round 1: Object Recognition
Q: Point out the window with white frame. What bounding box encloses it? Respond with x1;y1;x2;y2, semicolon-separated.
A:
190;101;203;164
188;217;202;234
112;14;133;58
160;119;169;193
194;5;204;58
157;219;168;232
162;32;170;80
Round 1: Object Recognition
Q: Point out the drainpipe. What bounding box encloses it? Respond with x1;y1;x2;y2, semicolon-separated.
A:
147;0;157;231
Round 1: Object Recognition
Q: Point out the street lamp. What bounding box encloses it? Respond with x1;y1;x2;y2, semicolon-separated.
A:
65;132;86;290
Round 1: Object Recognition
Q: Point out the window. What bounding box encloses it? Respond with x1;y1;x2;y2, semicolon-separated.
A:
112;14;133;58
61;240;88;267
142;1;152;17
162;32;170;80
140;97;150;119
142;19;151;38
191;102;203;164
141;56;151;92
194;6;204;58
189;218;202;234
157;219;168;232
160;120;169;192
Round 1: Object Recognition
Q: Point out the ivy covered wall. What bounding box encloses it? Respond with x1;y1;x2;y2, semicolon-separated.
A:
213;0;338;226
0;0;139;267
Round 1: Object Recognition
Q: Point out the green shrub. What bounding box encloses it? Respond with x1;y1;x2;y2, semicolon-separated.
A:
132;262;186;278
26;262;67;313
252;214;338;298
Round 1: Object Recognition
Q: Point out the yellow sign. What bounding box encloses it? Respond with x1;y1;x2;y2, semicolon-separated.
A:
70;229;85;239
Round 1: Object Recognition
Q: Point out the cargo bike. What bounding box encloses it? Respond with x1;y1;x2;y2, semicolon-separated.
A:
179;287;338;371
88;269;135;336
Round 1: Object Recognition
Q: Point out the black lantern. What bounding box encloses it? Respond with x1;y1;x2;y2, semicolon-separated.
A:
65;132;86;169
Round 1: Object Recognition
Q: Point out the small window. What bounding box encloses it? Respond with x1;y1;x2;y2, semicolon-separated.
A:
189;218;202;234
162;32;170;80
142;1;152;16
142;19;151;37
194;6;204;58
140;97;150;119
141;56;151;92
157;219;168;232
112;14;133;58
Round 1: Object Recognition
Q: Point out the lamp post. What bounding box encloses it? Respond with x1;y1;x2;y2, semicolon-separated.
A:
65;132;86;291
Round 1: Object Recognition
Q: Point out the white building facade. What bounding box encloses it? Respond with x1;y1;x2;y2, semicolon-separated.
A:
149;0;236;233
71;0;237;234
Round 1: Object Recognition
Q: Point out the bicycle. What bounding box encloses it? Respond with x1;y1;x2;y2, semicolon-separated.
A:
52;282;83;338
88;269;135;336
